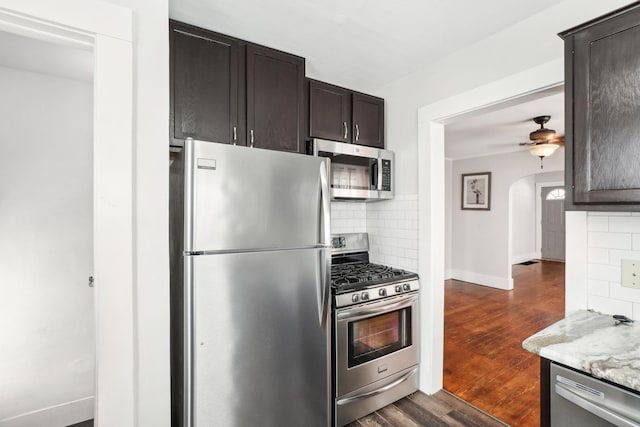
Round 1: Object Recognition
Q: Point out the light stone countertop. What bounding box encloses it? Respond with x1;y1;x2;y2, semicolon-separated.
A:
522;309;640;392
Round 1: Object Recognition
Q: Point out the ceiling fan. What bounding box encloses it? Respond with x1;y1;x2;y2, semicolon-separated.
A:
518;115;564;168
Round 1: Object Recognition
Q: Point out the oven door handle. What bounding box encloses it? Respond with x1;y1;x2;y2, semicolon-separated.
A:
337;295;418;321
336;367;418;406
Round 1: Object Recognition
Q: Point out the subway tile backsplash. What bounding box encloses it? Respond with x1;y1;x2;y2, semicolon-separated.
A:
366;195;419;272
587;212;640;320
330;202;367;234
330;195;419;272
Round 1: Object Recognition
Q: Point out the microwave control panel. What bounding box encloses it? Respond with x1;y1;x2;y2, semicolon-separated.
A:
381;159;391;191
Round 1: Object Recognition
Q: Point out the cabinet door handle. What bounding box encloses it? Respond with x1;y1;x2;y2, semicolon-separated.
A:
343;122;348;140
355;124;360;142
250;129;254;148
232;126;237;145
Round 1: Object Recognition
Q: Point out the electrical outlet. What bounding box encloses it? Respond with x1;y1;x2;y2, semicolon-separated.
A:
621;259;640;289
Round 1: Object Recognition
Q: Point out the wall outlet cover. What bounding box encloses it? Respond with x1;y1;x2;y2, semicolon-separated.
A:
621;259;640;289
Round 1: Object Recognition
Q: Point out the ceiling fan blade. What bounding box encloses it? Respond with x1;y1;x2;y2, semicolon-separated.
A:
549;134;565;145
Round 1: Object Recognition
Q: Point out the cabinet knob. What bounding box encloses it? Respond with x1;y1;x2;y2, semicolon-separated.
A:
355;124;360;142
250;129;254;148
343;122;348;140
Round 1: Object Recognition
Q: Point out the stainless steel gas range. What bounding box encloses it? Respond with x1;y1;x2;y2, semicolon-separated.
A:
331;233;420;426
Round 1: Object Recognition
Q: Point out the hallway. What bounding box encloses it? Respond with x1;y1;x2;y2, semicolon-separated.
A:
443;260;565;426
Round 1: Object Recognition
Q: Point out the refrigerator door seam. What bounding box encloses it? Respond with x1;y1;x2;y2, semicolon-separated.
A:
184;244;331;256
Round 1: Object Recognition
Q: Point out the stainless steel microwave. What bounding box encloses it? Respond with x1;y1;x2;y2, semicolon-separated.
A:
311;138;393;202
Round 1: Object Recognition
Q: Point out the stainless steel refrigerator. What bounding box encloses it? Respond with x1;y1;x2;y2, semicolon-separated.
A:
170;138;332;427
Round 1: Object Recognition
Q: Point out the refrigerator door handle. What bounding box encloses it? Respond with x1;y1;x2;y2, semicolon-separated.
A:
318;160;332;330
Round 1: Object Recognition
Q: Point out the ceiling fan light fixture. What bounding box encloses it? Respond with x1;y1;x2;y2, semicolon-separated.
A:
528;143;559;158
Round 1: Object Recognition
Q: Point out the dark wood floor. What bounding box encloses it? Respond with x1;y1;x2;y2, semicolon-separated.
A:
348;390;507;427
443;260;565;426
68;421;93;427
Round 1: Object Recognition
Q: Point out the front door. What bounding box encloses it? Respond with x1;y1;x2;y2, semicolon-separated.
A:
541;186;566;261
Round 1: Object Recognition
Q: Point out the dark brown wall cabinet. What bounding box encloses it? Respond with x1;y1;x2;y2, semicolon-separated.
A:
309;79;384;148
170;21;306;154
170;22;244;148
561;4;640;209
246;45;305;152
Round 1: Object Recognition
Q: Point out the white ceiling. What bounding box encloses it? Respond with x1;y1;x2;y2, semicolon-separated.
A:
445;89;565;160
170;0;564;92
0;31;93;82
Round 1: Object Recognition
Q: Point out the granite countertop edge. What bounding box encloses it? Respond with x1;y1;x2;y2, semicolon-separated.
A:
522;309;640;392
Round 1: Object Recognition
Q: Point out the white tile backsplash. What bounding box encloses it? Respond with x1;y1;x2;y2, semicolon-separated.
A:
587;212;640;320
588;231;632;250
366;194;419;272
331;201;366;234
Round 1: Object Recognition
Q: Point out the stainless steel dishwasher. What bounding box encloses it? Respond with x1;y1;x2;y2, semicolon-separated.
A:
551;363;640;426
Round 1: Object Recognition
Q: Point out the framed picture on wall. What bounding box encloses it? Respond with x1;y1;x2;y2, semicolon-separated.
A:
461;172;491;210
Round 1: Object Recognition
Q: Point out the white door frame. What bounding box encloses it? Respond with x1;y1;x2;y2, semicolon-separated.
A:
0;2;135;426
536;181;565;259
416;59;564;393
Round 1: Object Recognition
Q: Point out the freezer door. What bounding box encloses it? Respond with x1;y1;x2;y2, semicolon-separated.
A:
190;249;330;427
185;139;328;252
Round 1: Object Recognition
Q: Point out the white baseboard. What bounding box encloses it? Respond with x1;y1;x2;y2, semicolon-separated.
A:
0;396;93;427
444;269;453;280
450;269;513;290
511;252;538;265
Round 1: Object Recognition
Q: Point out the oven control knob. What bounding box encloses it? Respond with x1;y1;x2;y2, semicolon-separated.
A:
351;294;359;303
403;283;411;291
379;288;387;297
361;292;369;301
395;285;402;293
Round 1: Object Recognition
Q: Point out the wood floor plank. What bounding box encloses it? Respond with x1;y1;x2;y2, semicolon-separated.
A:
443;260;565;426
376;404;421;427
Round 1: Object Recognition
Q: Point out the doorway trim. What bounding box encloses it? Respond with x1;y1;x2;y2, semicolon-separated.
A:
0;1;135;425
536;181;565;259
416;58;564;393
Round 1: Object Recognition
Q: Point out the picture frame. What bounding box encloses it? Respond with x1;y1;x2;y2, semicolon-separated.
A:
461;172;491;210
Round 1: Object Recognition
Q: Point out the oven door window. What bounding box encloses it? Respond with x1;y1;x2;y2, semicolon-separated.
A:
347;307;412;368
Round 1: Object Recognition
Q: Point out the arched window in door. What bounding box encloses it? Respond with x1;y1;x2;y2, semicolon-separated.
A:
545;188;565;200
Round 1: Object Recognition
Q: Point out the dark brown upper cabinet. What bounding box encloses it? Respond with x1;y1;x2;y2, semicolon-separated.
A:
352;93;384;148
560;3;640;209
246;45;305;153
170;21;245;149
309;80;352;142
309;79;385;148
170;21;306;154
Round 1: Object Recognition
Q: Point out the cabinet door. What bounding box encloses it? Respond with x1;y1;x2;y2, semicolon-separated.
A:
246;44;305;153
352;93;384;148
309;80;351;143
572;8;640;204
170;22;245;147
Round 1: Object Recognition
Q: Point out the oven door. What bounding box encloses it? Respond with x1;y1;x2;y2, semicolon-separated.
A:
335;292;419;397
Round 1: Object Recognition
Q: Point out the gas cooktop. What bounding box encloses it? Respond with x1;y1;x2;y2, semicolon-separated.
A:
331;261;418;294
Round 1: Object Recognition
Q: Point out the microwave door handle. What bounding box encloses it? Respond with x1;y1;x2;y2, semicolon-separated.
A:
371;159;378;190
377;158;383;191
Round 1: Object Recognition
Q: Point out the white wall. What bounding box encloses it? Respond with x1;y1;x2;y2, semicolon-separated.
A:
444;159;453;278
449;150;563;289
102;0;171;425
0;66;94;425
371;0;631;394
375;0;630;197
510;175;536;264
